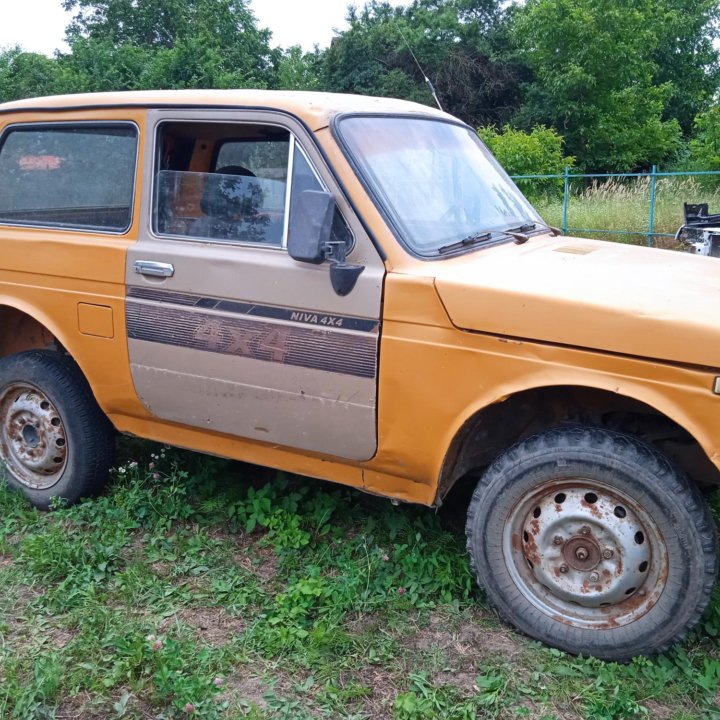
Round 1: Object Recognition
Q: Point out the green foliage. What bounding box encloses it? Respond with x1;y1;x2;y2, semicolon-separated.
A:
275;46;322;91
649;0;720;135
513;0;686;171
322;0;525;126
0;0;718;178
478;125;574;196
0;442;718;718
0;48;61;103
686;106;720;171
55;0;277;91
533;175;720;245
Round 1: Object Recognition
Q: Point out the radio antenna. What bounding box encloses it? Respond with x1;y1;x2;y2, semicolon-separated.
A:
396;25;443;111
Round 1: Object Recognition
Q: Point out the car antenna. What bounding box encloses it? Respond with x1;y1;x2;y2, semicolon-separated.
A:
397;25;444;112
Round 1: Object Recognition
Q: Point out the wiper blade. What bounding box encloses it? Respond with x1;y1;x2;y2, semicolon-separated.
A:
438;231;492;255
508;221;561;237
507;222;537;233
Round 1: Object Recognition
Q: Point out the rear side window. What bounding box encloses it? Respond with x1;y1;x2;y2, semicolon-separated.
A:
0;124;137;232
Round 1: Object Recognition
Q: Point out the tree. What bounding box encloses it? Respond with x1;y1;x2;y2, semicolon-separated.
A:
514;0;683;171
650;0;720;135
322;0;528;127
275;46;323;91
0;47;61;103
685;106;720;171
478;125;573;196
60;0;277;90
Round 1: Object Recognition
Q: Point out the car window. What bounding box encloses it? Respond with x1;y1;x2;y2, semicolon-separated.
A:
0;124;137;232
153;122;290;246
288;143;353;250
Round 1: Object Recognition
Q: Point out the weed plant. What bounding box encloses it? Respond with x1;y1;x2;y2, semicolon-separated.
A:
532;177;720;248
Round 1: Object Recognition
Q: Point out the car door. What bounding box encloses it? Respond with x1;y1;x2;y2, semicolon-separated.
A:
125;109;384;461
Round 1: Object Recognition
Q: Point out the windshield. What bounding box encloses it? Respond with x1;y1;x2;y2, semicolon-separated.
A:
337;116;542;256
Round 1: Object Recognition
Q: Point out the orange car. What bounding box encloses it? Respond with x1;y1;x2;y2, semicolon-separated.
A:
0;90;717;661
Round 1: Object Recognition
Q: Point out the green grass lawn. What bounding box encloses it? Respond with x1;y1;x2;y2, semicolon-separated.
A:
528;177;720;248
0;441;718;719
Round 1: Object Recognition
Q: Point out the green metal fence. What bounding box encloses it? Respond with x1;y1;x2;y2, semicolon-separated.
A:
510;168;720;246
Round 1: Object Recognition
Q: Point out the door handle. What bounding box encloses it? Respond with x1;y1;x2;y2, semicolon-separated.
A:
134;260;175;278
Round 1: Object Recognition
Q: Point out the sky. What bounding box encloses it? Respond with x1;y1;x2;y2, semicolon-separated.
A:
0;0;408;56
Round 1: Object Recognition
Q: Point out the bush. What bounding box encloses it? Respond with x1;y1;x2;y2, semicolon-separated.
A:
477;124;574;197
686;106;720;171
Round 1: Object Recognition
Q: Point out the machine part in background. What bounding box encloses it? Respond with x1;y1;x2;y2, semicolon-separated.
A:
676;203;720;257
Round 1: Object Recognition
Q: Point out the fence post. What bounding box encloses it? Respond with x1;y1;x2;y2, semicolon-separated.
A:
561;165;570;235
647;164;657;247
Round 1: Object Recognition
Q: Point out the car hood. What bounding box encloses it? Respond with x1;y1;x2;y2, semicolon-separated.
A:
432;234;720;368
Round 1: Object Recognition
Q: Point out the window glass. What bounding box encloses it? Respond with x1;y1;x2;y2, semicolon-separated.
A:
338;116;540;256
289;144;352;249
0;124;137;232
154;123;289;246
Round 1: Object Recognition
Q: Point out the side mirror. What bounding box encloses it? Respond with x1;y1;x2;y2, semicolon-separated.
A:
288;190;335;264
288;190;365;296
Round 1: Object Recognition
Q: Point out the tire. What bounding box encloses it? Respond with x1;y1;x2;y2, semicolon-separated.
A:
465;426;718;661
0;350;115;509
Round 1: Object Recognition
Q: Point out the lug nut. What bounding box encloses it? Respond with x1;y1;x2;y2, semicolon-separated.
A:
559;564;569;574
602;548;614;559
580;526;591;536
575;547;589;561
553;536;564;546
589;572;599;582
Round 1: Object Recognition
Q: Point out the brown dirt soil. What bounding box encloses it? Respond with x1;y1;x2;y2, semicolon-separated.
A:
160;606;247;645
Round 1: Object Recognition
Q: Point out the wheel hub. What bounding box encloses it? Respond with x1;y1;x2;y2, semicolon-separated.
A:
506;481;667;628
0;383;68;489
563;535;601;571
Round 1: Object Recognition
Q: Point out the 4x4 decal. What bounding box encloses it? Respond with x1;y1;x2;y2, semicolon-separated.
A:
126;288;377;378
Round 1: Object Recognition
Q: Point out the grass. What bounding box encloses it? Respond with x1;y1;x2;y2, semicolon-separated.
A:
528;176;720;247
0;441;718;719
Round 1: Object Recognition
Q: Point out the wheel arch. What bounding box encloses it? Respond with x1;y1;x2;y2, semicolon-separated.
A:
0;298;90;380
437;382;720;504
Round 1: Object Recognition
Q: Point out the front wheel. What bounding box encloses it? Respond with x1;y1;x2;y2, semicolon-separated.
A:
465;427;718;661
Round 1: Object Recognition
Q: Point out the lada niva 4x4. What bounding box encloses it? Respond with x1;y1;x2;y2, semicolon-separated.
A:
0;90;717;660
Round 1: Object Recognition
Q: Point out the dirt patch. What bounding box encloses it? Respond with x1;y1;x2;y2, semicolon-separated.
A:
643;700;677;720
234;542;279;584
161;606;247;645
217;671;270;710
344;666;402;720
54;688;156;719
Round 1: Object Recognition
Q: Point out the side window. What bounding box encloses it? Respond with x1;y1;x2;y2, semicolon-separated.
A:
289;145;353;249
0;124;137;232
154;122;290;246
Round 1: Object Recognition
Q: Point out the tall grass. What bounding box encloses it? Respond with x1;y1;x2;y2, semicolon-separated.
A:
530;176;720;248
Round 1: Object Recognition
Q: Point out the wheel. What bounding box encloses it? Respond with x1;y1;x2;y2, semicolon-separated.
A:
0;350;114;509
465;426;718;661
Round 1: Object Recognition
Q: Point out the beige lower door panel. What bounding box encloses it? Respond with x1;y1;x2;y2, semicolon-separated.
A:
129;340;377;460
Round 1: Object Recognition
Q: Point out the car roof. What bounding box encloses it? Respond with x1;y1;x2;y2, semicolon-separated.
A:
0;89;453;131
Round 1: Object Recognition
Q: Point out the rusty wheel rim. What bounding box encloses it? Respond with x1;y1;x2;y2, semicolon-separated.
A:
0;383;68;489
504;480;668;629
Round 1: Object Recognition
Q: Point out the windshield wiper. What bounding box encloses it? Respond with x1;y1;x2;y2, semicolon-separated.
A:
507;222;537;234
438;232;492;255
508;221;561;237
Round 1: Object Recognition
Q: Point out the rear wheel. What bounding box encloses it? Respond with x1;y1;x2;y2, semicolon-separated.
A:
465;426;718;661
0;350;114;509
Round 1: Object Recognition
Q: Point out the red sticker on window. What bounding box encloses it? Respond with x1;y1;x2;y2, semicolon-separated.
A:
18;155;63;170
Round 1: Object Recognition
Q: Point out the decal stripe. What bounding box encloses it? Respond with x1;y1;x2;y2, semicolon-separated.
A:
128;286;379;333
126;301;377;379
